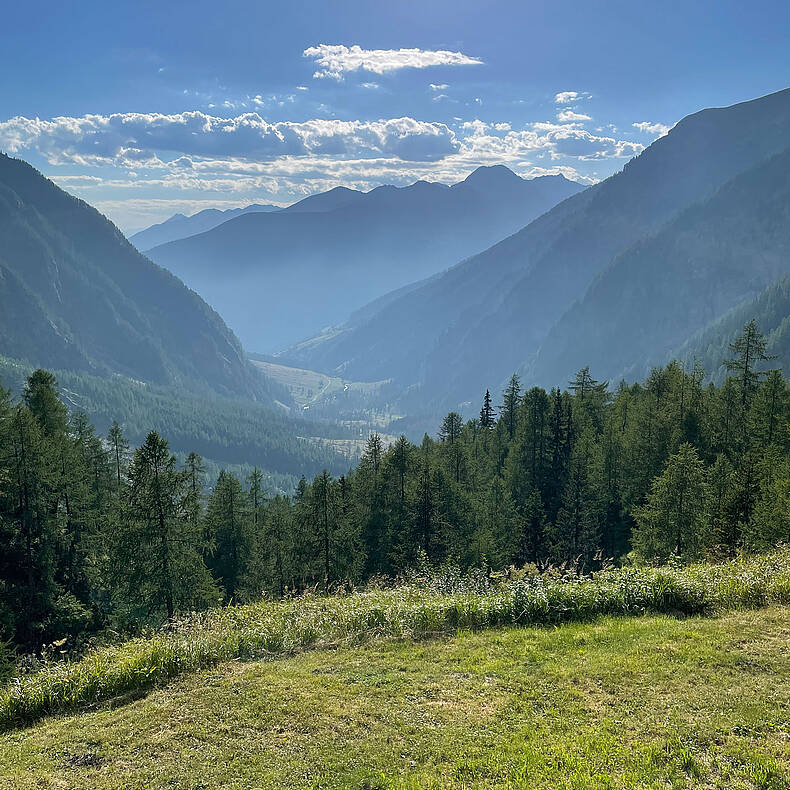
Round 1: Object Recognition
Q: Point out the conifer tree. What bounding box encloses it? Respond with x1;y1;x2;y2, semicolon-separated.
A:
726;320;776;408
115;431;216;621
633;443;709;561
500;374;522;440
107;421;129;490
479;389;496;429
204;470;250;601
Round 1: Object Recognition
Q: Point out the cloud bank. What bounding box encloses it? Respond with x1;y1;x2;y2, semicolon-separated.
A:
0;112;459;164
1;107;648;228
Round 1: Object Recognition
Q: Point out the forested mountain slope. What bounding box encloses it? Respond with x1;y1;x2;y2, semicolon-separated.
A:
147;167;583;351
672;274;790;382
291;87;790;410
0;153;267;399
130;203;280;250
528;146;790;387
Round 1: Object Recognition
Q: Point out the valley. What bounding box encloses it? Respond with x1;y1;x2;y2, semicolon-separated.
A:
1;14;790;785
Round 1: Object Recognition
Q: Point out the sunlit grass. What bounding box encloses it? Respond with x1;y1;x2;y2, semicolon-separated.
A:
3;550;790;732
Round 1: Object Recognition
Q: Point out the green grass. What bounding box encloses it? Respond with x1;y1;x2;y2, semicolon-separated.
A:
4;552;790;735
3;607;790;788
250;358;388;409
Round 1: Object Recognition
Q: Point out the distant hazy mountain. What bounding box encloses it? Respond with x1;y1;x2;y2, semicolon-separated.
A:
0;153;267;399
289;87;790;411
146;167;584;351
130;203;280;250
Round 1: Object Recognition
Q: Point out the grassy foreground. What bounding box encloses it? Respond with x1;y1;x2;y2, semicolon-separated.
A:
4;552;790;732
2;606;790;788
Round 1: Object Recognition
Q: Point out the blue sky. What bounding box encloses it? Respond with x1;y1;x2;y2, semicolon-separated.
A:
2;0;789;232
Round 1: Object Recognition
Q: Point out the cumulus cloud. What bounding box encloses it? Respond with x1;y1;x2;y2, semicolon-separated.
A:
555;91;579;104
632;120;671;137
0;111;459;164
557;110;592;123
4;105;650;229
303;44;482;80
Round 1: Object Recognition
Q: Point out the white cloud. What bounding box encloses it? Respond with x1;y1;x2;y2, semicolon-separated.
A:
0;111;459;164
554;90;591;104
632;120;671;137
5;105;652;229
429;83;449;91
360;82;379;89
557;110;592;123
303;44;483;80
295;85;309;91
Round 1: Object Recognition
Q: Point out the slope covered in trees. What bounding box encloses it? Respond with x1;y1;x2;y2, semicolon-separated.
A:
0;153;266;399
2;323;786;658
528;145;790;386
673;275;790;383
290;87;790;412
147;167;583;351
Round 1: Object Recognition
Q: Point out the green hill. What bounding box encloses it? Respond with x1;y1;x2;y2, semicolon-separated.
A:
2;553;790;789
0;153;266;400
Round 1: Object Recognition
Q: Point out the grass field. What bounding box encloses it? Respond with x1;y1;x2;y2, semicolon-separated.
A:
2;606;790;789
250;359;388;410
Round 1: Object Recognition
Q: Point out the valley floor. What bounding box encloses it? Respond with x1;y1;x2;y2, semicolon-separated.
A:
3;607;790;789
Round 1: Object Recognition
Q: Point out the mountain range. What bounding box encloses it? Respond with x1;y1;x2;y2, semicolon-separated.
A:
129;203;281;250
0;153;267;400
145;167;584;352
285;87;790;413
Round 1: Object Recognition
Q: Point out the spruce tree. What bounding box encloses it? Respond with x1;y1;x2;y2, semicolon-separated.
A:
500;374;522;440
479;389;496;429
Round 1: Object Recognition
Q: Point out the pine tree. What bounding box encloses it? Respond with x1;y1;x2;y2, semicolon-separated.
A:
312;470;336;592
500;374;522;440
204;470;250;602
725;320;777;408
23;370;68;438
439;412;465;483
479;389;496;429
115;431;217;621
633;443;709;562
107;421;129;490
183;451;205;536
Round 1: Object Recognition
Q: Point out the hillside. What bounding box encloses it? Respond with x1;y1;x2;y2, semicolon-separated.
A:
0;354;351;484
3;554;790;789
129;203;280;250
0;153;266;399
527;146;790;387
672;274;790;382
291;87;790;412
147;167;584;351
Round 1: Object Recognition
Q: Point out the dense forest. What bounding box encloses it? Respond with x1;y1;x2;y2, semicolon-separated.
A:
1;321;787;657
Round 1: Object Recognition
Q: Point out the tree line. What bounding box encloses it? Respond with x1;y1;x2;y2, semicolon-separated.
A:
0;321;787;654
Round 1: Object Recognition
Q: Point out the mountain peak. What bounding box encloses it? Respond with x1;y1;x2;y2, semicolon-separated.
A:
461;165;523;187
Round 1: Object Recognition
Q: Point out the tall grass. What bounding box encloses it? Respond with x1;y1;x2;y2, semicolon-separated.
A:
3;551;790;731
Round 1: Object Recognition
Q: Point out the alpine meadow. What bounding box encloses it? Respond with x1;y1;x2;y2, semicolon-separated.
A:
2;2;790;788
